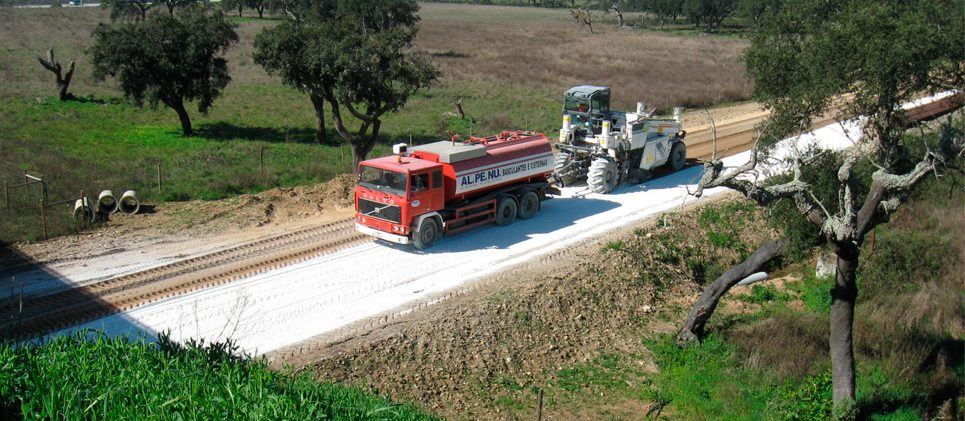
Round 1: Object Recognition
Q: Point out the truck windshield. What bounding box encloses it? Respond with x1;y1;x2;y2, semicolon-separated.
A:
359;166;407;196
565;96;589;114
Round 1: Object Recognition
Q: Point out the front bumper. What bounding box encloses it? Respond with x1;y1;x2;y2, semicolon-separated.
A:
356;223;410;245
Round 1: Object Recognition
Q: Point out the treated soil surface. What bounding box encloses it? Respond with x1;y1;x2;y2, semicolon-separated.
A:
5;104;756;275
281;191;772;420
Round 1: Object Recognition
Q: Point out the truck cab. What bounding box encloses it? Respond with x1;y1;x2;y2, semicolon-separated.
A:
355;156;445;247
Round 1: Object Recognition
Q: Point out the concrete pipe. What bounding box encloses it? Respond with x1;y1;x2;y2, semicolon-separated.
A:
98;190;118;215
72;197;93;222
119;190;140;214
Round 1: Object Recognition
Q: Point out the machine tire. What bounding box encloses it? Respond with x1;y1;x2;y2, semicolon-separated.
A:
412;217;440;250
496;196;518;226
517;190;540;220
587;158;619;194
553;153;578;186
667;141;687;172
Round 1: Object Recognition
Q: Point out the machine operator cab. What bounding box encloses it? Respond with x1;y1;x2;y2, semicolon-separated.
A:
563;85;612;138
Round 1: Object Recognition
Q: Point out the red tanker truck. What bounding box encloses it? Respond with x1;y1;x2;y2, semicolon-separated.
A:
354;131;555;249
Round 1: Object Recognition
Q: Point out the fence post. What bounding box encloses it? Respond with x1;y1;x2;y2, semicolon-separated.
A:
39;199;47;240
536;388;543;421
260;145;265;181
3;181;8;209
80;190;88;229
41;179;48;207
23;170;28;195
156;162;162;195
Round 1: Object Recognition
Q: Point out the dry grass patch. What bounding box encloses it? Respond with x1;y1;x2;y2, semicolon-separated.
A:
418;3;751;110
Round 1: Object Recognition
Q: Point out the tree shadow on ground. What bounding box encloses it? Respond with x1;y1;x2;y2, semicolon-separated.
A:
196;122;442;147
196;123;320;144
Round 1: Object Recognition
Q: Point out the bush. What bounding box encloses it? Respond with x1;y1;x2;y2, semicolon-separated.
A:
858;227;953;299
772;369;833;420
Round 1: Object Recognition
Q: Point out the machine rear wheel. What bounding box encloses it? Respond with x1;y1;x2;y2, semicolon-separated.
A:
412;217;439;250
517;191;540;220
496;196;518;226
553;153;578;186
587;158;619;194
667;141;687;171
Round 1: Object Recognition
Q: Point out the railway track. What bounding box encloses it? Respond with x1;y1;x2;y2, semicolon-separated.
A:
684;92;962;161
1;218;369;341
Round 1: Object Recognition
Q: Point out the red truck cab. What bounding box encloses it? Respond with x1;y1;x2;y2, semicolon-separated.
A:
355;155;444;246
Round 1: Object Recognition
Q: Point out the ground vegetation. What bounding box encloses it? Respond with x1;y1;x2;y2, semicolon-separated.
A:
0;332;436;420
693;0;964;413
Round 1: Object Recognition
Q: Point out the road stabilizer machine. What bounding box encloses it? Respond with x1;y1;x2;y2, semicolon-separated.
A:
355;131;554;250
553;85;687;193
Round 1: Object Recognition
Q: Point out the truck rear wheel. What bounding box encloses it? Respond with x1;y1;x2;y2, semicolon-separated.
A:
496;196;518;226
413;217;439;250
517;191;540;220
667;141;686;171
587;158;619;194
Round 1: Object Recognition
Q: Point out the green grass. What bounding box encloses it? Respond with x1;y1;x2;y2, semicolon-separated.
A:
786;270;834;313
646;334;779;419
0;332;437;420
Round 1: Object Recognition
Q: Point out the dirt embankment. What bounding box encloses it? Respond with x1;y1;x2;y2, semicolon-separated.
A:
284;193;776;420
8;175;357;267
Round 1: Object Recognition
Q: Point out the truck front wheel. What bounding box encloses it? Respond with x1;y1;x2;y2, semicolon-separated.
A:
496;196;518;226
413;217;440;250
587;158;619;194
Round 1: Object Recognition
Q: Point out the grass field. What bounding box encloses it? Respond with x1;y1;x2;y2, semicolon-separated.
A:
0;332;437;420
0;4;750;242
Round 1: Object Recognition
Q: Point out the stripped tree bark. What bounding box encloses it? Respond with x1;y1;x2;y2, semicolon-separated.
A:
37;49;75;101
676;238;788;344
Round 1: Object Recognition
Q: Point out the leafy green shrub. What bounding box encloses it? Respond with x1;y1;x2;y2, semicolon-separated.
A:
740;284;792;305
787;270;834;314
772;369;833;420
603;240;625;251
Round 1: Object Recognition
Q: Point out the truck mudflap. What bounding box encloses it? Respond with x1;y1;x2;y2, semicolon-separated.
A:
356;223;410;245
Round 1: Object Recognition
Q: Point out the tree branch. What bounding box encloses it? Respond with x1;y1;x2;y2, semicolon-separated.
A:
677;238;789;344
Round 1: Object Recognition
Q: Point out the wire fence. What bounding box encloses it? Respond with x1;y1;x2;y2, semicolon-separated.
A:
0;141;358;243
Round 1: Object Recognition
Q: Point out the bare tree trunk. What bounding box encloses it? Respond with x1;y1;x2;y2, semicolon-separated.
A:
676;238;788;344
830;242;858;411
455;97;465;119
37;49;75;101
351;119;379;169
309;94;327;144
610;6;624;28
170;100;193;136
